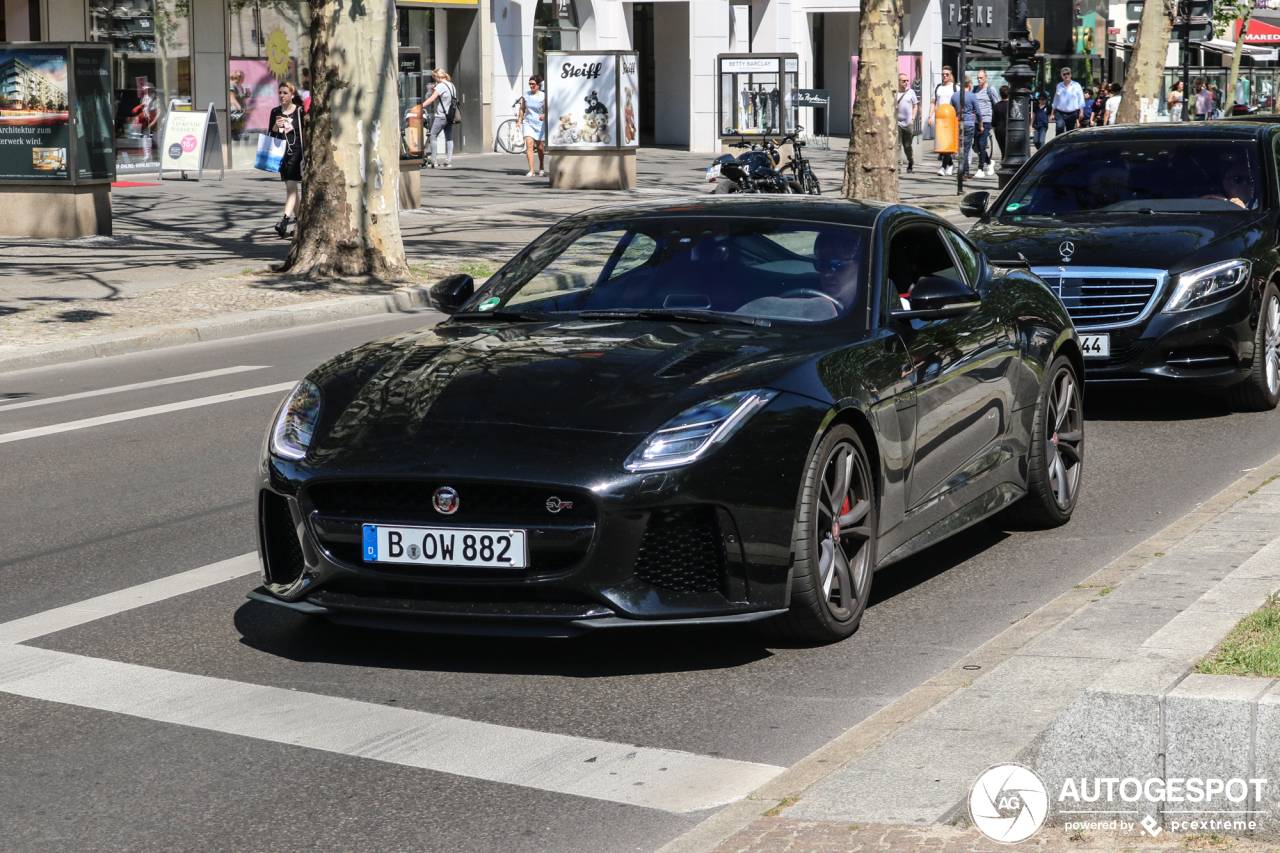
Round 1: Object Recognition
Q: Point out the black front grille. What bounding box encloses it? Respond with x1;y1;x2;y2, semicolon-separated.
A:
260;490;305;585
1037;273;1161;329
305;480;596;524
633;506;726;595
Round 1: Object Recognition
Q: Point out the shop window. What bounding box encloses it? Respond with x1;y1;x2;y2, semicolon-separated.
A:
228;0;310;166
397;7;435;158
88;0;191;172
534;0;578;81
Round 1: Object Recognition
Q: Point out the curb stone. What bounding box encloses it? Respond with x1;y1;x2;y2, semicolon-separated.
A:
654;456;1280;853
0;286;439;375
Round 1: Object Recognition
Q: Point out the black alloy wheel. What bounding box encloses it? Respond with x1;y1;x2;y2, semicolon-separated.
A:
1228;283;1280;412
1004;355;1083;528
758;425;877;643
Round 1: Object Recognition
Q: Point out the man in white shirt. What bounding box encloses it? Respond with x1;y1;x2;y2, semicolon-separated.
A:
928;66;957;175
897;73;919;173
1050;67;1085;132
972;70;999;178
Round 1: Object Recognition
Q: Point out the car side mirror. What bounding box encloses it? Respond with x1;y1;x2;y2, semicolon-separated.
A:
429;274;475;314
959;191;990;218
890;275;981;322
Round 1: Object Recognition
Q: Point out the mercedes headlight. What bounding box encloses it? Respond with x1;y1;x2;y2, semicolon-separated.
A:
624;390;779;472
269;380;322;461
1163;260;1251;313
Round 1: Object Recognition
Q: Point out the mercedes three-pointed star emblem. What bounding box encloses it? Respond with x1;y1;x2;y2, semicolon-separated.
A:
1058;241;1075;263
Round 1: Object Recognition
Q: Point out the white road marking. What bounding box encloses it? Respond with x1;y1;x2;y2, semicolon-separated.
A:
0;554;259;645
0;554;786;810
0;644;783;812
0;366;269;412
0;382;296;445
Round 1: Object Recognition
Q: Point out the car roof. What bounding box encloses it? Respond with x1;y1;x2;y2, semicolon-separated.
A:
564;195;894;229
1052;120;1273;143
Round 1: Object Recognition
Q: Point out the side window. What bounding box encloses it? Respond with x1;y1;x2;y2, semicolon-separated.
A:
941;230;980;285
886;225;966;299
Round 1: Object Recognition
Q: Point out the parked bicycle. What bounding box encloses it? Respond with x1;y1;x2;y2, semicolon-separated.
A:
780;128;821;195
494;98;528;155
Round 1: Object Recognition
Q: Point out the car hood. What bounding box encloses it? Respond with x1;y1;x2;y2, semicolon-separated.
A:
316;319;843;437
970;212;1267;270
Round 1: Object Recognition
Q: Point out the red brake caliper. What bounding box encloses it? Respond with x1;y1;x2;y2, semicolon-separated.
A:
836;495;849;539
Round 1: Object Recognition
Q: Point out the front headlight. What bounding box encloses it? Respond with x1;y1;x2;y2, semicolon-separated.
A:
624;389;779;472
1163;260;1251;313
269;380;322;461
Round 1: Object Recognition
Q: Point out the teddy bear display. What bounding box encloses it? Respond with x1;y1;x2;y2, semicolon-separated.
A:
550;113;581;145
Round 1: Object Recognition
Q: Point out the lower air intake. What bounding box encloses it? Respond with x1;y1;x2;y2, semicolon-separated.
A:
633;506;726;595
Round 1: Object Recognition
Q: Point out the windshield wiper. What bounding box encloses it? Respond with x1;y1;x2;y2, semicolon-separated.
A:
578;309;770;327
450;310;550;322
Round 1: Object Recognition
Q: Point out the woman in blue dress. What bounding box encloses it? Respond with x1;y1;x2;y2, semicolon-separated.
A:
517;76;546;177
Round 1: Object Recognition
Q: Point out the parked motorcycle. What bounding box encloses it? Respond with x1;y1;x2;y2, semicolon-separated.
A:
706;137;802;194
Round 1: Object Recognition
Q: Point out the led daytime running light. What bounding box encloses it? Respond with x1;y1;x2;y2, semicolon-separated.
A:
270;380;322;461
1163;260;1251;313
625;389;779;472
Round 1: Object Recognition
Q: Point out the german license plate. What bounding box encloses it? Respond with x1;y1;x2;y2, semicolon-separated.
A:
362;524;527;568
1080;334;1110;359
707;164;721;182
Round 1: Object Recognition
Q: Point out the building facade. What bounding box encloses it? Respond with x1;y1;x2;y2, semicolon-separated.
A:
2;0;953;166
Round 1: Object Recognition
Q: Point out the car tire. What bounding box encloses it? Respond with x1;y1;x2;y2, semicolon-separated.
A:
756;425;877;644
713;179;741;194
1228;284;1280;412
1004;354;1083;529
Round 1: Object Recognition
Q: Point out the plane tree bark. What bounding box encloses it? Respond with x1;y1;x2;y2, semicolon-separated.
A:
1116;0;1177;124
842;0;903;203
282;0;408;278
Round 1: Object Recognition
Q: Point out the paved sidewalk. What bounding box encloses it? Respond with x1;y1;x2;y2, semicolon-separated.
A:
0;143;978;353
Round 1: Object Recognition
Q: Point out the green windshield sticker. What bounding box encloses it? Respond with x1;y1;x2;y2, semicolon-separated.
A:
1005;203;1020;211
478;297;500;311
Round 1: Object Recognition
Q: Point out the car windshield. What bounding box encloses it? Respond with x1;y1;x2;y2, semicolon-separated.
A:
465;217;872;324
1001;140;1263;215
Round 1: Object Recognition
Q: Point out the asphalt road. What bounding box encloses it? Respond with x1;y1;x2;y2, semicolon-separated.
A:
3;312;1280;853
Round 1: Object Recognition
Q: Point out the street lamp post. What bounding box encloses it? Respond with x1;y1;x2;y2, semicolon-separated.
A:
997;0;1039;189
957;0;971;195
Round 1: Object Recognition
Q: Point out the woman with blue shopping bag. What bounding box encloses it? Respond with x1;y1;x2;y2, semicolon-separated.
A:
257;81;306;238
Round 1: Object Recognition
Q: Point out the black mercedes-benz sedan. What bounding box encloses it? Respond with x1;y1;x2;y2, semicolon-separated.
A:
251;196;1082;643
962;121;1280;410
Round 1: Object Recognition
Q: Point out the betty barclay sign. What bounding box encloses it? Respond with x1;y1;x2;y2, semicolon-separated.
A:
549;54;616;147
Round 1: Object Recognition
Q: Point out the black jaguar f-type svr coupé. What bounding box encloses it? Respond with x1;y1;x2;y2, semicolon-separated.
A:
251;196;1083;643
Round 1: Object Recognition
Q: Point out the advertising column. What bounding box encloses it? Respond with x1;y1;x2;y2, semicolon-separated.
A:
545;51;639;189
0;47;71;181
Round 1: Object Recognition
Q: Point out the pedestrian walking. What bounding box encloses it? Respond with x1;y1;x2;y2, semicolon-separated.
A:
1032;95;1049;149
422;69;457;167
896;72;919;173
1091;87;1108;126
950;76;981;181
517;75;547;177
992;85;1010;158
1195;79;1213;120
1050;66;1085;132
1168;81;1185;121
973;70;998;177
268;81;305;238
928;66;957;176
1103;83;1122;125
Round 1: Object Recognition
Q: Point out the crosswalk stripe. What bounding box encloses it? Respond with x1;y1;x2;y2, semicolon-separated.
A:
0;366;269;412
0;382;296;444
0;644;784;812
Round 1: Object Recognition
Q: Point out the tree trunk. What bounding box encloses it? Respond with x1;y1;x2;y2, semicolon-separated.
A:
1223;13;1252;115
1116;0;1177;124
842;0;903;202
282;0;408;278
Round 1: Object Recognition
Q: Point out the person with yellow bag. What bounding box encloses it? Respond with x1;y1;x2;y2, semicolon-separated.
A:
927;66;958;175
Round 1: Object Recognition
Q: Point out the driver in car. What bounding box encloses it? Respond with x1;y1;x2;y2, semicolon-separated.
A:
737;230;864;320
1202;160;1255;209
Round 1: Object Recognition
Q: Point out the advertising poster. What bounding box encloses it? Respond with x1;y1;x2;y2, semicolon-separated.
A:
0;46;71;180
547;53;617;148
230;58;282;137
74;46;115;181
618;53;639;147
160;107;209;172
